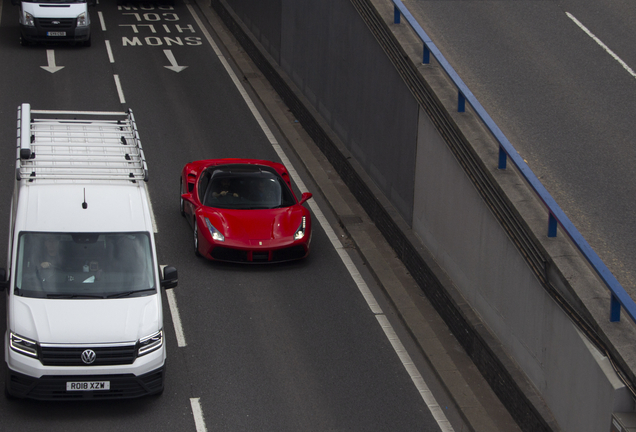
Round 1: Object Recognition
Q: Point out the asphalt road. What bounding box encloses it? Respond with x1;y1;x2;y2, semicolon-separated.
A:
0;1;466;430
405;0;636;296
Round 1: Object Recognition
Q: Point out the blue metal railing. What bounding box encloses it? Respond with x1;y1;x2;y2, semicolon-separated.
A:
392;0;635;324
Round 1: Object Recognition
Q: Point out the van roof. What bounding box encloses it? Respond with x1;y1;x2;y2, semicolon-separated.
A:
15;181;154;233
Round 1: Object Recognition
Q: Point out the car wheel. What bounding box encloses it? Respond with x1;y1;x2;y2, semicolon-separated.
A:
180;178;185;217
193;221;202;257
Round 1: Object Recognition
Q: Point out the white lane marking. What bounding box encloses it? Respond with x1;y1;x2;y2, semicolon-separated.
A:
167;289;187;347
163;49;189;72
190;398;208;432
98;11;106;31
105;40;115;63
567;12;636;78
188;5;451;429
41;50;64;73
377;315;455;432
113;74;126;103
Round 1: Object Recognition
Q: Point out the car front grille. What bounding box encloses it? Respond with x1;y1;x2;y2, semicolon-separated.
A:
40;344;137;366
36;18;75;30
211;245;307;263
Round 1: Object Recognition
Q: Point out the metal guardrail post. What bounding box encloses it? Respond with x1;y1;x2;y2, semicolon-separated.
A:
548;213;558;237
611;294;621;322
498;146;507;169
458;91;466;112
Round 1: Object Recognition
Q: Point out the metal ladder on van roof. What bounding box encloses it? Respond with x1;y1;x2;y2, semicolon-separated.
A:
16;103;149;182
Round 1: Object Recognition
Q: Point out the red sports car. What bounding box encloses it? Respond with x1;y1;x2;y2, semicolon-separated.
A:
180;159;313;263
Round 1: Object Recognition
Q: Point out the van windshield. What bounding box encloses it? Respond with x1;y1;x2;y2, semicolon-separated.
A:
15;232;156;299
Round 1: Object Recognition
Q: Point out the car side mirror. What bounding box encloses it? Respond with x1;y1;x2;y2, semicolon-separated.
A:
181;193;196;206
299;192;313;205
0;268;7;291
161;266;178;289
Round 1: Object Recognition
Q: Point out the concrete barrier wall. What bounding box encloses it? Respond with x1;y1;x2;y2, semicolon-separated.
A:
214;0;634;430
413;105;631;432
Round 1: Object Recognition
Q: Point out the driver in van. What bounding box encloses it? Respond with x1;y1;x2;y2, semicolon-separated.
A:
40;235;61;270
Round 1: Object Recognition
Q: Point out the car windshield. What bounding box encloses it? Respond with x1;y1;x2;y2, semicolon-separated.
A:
15;232;156;299
202;169;297;210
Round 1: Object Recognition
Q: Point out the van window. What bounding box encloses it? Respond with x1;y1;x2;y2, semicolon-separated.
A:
15;232;156;299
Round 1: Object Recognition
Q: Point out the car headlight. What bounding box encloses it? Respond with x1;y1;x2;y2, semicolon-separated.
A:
205;217;225;242
77;12;88;27
24;12;35;27
137;330;163;357
294;216;307;240
10;332;39;358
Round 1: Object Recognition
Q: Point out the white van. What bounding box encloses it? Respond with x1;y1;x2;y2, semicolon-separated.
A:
0;104;177;400
13;0;94;46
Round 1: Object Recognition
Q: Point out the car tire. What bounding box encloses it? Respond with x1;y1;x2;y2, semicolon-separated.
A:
193;222;202;257
180;178;185;217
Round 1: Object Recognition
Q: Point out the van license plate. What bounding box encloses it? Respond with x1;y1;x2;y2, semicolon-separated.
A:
47;31;66;36
66;381;110;391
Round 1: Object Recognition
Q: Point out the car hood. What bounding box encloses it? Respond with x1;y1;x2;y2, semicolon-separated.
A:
10;295;161;344
204;207;306;240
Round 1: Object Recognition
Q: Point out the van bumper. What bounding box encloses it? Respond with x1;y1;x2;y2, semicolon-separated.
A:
20;25;90;44
5;365;165;400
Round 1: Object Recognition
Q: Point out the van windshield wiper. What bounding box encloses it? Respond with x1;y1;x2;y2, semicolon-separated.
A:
106;288;155;299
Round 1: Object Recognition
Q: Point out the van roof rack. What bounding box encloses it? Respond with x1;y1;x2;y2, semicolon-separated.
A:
16;103;149;182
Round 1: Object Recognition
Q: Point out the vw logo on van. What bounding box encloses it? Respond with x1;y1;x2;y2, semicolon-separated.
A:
81;349;96;365
52;20;60;25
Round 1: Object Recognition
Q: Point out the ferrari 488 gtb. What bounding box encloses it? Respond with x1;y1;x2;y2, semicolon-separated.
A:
180;159;313;263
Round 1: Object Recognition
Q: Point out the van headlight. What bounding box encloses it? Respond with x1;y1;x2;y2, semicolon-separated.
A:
10;332;39;358
77;12;89;27
294;216;307;240
24;12;35;27
137;330;163;357
205;217;225;242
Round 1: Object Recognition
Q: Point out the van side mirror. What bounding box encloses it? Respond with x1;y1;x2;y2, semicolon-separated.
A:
0;268;7;291
161;266;177;289
10;0;19;6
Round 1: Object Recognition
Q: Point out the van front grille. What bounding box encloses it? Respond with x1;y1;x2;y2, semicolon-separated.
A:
40;344;137;366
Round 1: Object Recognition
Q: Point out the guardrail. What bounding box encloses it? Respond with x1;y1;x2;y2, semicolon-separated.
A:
392;0;635;324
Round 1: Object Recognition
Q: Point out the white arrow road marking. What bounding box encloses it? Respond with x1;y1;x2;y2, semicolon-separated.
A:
41;50;64;73
163;49;188;72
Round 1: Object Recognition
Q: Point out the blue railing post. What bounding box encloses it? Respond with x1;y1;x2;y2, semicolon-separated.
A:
611;294;621;322
458;91;465;112
548;213;558;237
498;146;507;169
394;6;400;24
423;45;430;64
